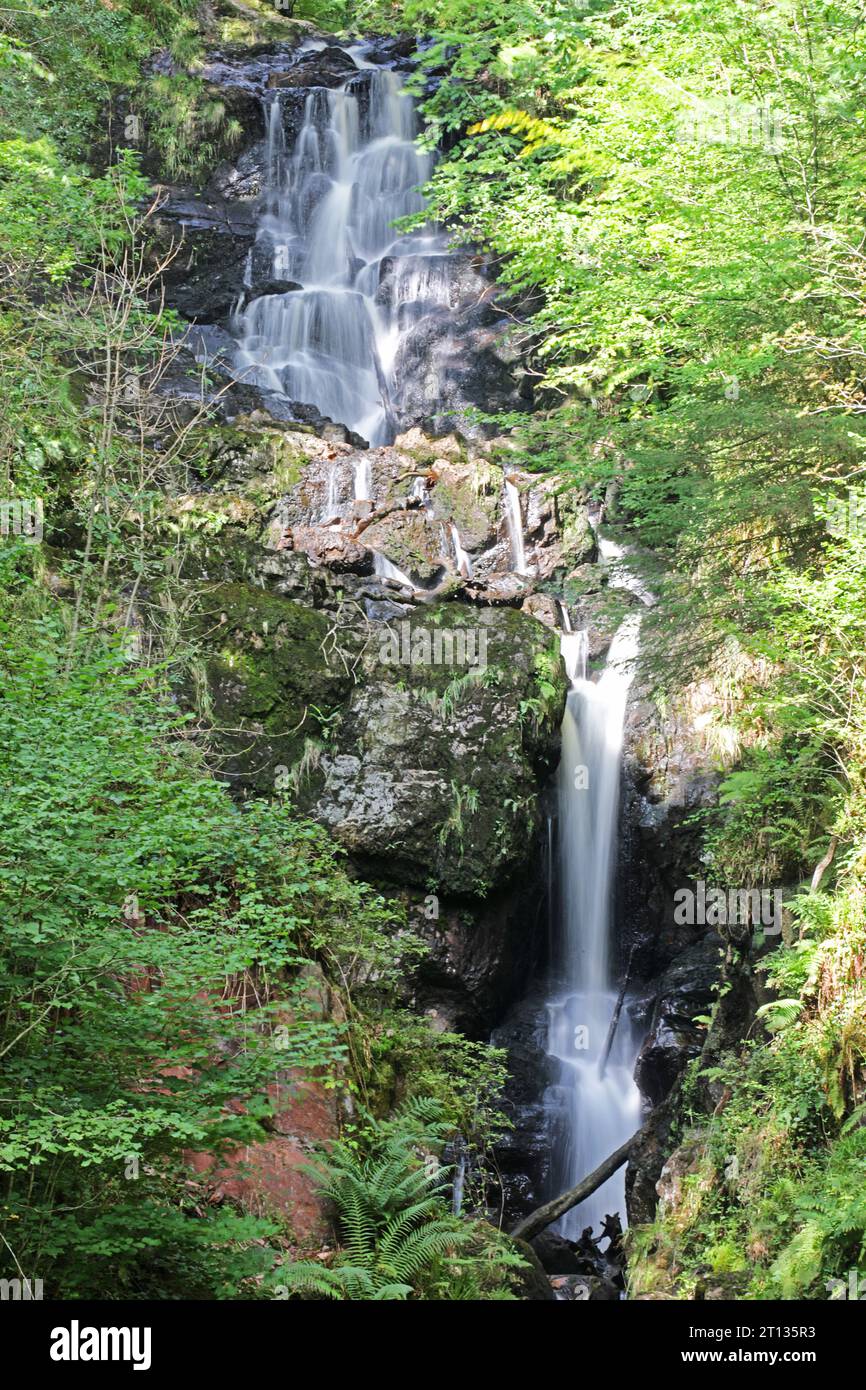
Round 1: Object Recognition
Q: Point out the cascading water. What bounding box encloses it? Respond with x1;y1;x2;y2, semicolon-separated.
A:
233;48;456;447
504;478;529;575
373;551;414;589
450;523;473;579
545;599;644;1238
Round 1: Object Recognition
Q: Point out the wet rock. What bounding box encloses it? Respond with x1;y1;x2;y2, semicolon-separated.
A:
410;888;547;1037
241;278;303;306
491;992;557;1223
311;605;566;896
531;1230;585;1276
288;526;373;575
207;143;268;202
268;46;359;89
153;193;255;324
632;936;723;1105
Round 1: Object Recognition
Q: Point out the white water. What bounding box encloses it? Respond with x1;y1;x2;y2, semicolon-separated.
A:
373;550;414;589
504;478;529;575
234;53;457;446
449;523;473;578
546;604;644;1238
354;454;373;502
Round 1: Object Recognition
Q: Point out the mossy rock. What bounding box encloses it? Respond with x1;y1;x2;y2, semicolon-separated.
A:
192;581;351;794
314;603;567;896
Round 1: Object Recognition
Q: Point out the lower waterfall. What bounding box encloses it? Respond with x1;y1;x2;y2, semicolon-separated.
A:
544;612;644;1239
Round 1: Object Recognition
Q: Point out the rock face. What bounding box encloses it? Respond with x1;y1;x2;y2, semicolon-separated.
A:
152;415;584;1040
632;935;724;1106
187;1074;338;1246
311;603;565;897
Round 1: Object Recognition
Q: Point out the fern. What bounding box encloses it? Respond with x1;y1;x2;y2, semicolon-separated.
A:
279;1099;468;1300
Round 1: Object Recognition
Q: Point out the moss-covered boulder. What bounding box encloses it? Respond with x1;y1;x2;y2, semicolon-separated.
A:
311;603;567;896
191;581;351;794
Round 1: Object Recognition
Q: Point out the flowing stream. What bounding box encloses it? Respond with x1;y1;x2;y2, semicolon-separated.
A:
234;46;457;447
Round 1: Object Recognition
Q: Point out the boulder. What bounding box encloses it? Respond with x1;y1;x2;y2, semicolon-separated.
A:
310;604;566;896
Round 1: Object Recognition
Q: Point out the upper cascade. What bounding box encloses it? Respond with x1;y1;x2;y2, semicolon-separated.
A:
234;47;456;446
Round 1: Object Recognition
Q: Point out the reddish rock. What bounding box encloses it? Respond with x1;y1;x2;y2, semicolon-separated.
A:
187;1073;339;1246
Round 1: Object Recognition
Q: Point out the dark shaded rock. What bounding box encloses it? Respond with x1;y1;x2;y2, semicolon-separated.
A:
207;143;269;202
531;1230;584;1276
508;1236;557;1301
242;278;303;306
410;886;548;1038
491;991;557;1224
267;46;358;89
625;1091;679;1225
633;935;724;1105
153;193;255;324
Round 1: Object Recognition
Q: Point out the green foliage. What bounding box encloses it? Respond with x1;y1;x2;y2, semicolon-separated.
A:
0;594;430;1297
138;73;243;181
273;1099;525;1299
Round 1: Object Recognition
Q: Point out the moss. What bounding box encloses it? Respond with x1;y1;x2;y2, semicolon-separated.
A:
193;581;350;793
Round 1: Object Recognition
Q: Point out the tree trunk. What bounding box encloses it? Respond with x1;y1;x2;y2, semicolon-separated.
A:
510;1125;647;1243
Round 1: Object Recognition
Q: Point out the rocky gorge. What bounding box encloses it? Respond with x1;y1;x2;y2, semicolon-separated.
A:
130;29;730;1293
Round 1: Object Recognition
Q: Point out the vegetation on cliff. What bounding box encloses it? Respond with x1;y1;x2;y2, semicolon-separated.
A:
1;0;865;1302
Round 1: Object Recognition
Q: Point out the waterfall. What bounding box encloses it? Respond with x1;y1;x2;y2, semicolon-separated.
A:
354;455;373;502
560;602;590;685
233;52;455;446
449;523;473;578
323;465;340;521
545;608;643;1238
504;478;529;575
373;551;414;589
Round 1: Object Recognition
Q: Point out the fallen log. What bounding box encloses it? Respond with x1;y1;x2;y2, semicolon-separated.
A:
510;1125;648;1243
